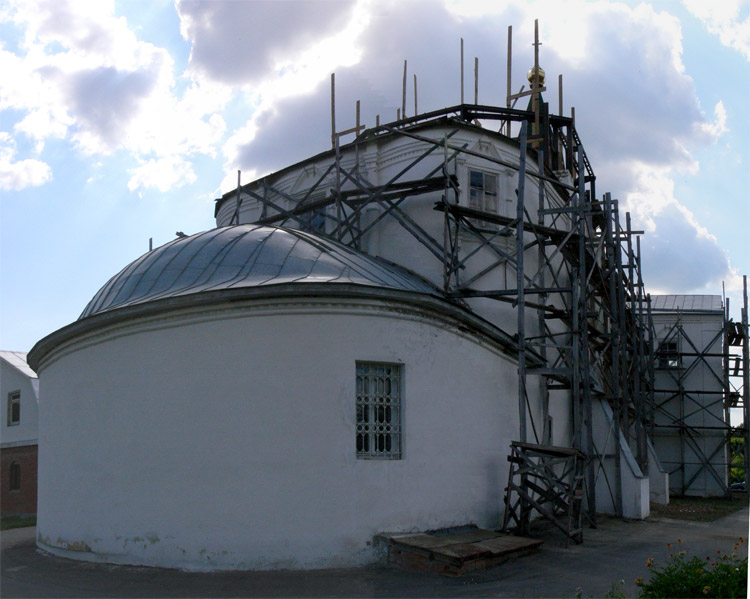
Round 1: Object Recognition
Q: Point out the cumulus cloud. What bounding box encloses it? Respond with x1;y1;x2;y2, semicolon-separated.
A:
698;100;728;141
66;66;158;150
0;0;229;190
683;0;750;60
176;0;358;85
128;155;197;192
0;132;52;190
622;166;729;292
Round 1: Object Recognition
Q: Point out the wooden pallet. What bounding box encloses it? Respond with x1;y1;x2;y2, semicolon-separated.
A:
376;528;543;576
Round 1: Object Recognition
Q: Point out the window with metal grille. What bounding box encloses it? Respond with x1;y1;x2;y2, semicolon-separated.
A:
468;169;498;229
7;391;20;426
658;340;681;369
356;362;402;459
9;461;20;491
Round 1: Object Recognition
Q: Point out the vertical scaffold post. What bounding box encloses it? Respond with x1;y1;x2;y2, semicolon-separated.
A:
627;212;645;470
723;297;732;494
647;293;655;442
517;124;528;444
460;38;464;104
334;135;342;241
743;275;750;486
636;235;649;472
402;60;407;119
506;26;512;136
605;193;623;516
578;147;595;525
330;73;336;149
537;149;549;443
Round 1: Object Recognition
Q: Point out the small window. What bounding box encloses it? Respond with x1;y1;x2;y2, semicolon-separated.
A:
657;340;681;369
7;391;20;426
356;362;402;459
468;169;498;229
9;461;20;491
298;192;326;234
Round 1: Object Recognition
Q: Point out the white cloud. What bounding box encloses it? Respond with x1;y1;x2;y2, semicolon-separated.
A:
620;163;733;293
176;0;359;85
0;132;52;190
698;100;728;141
127;155;197;192
683;0;750;60
0;0;231;191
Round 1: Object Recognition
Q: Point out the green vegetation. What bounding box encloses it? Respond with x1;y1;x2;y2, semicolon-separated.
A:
729;436;745;485
0;514;36;530
636;539;747;598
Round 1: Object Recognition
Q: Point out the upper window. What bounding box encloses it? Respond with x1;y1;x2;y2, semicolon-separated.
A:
299;192;327;234
7;391;20;426
9;461;20;491
657;340;681;369
468;170;498;229
356;362;402;460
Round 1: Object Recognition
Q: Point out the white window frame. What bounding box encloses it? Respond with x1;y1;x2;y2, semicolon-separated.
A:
7;390;20;426
356;361;402;460
467;169;499;229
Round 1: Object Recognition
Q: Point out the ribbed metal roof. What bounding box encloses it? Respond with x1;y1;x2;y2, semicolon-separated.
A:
80;225;440;319
650;295;723;313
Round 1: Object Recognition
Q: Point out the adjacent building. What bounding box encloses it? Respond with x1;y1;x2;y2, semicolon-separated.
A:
650;295;731;496
1;351;39;516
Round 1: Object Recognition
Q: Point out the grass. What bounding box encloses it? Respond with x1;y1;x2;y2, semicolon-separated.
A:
1;514;36;531
650;495;749;522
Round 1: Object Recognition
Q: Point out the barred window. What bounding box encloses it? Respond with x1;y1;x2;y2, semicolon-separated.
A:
356;362;402;459
657;340;681;369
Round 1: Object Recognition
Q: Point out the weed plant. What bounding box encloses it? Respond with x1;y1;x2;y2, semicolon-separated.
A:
636;538;747;598
0;514;36;530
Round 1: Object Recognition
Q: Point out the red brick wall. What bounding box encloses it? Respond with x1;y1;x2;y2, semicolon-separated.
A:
1;444;38;515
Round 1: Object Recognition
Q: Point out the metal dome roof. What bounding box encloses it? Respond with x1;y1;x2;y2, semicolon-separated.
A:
80;225;440;319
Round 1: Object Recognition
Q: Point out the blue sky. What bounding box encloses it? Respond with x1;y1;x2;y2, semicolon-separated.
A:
1;0;748;353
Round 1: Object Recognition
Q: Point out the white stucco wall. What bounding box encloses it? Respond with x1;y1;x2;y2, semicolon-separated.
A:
647;438;669;504
0;356;39;448
591;400;649;519
651;311;727;496
35;296;521;570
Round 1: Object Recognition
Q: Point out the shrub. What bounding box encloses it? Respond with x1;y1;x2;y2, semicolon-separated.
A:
638;539;748;598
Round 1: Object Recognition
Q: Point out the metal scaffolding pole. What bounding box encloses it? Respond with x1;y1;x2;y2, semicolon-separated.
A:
743;275;749;486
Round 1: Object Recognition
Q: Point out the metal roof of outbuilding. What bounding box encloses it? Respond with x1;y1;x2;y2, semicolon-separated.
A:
649;295;723;313
80;225;441;319
0;350;37;378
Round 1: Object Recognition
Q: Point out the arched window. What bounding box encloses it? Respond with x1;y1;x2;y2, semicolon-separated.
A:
9;461;20;491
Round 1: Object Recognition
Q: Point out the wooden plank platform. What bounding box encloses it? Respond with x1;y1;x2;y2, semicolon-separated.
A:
377;528;542;576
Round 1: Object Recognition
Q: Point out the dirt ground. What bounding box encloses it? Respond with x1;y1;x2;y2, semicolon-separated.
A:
650;493;749;522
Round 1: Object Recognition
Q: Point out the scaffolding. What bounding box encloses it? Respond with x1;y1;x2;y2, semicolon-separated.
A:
649;283;749;497
221;21;750;539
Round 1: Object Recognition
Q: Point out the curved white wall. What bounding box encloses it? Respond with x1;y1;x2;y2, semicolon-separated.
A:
35;296;519;570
